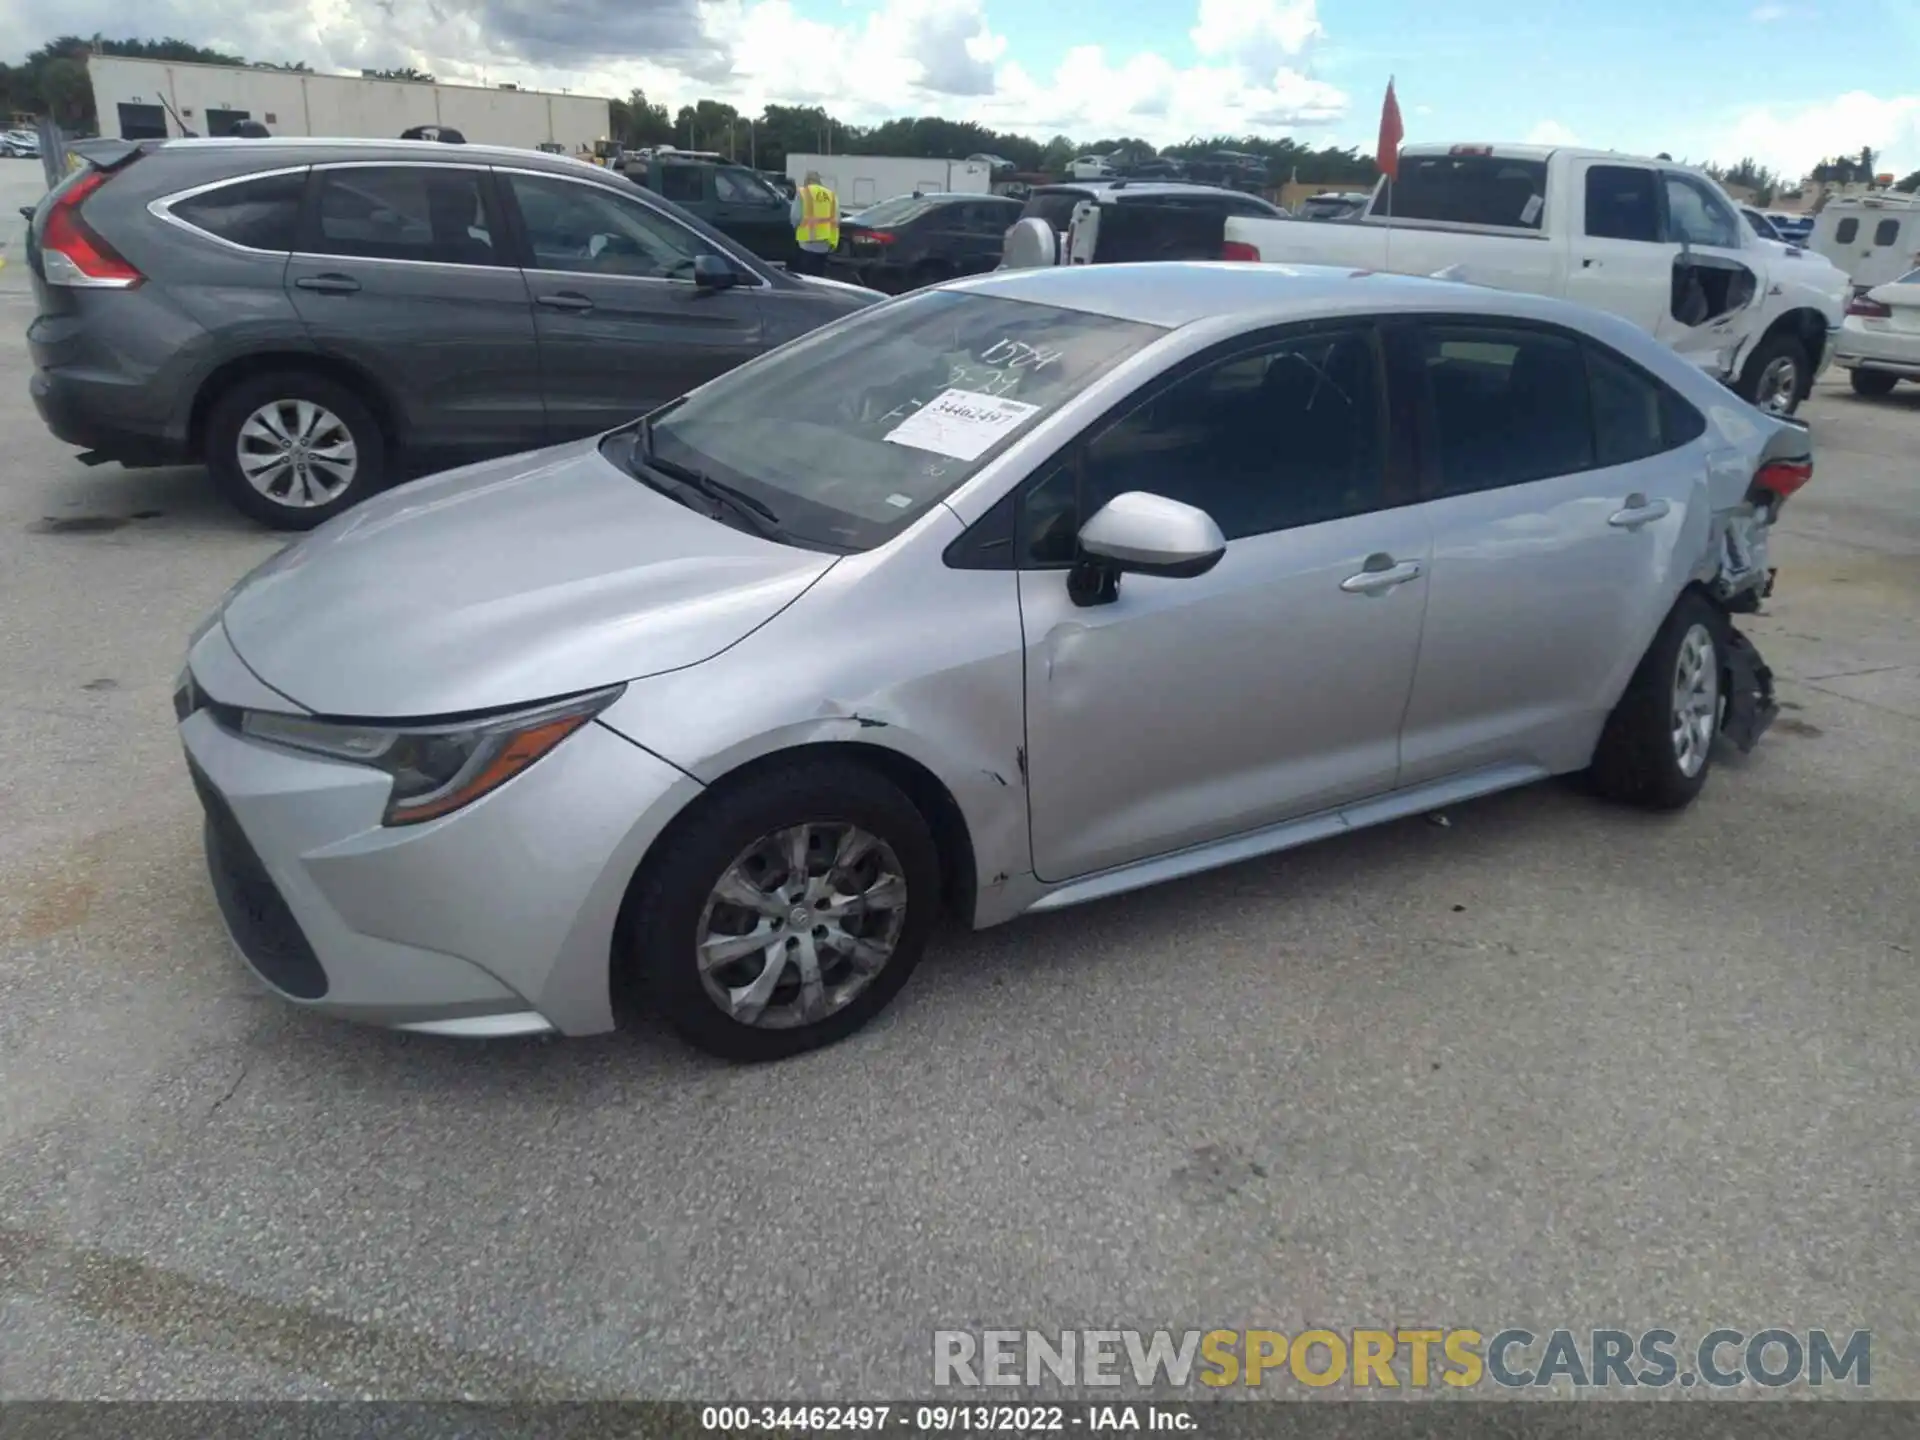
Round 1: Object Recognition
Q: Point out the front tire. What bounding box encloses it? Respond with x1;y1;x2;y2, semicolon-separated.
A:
205;372;387;530
1849;368;1900;397
1588;593;1728;811
1735;332;1810;416
625;758;941;1062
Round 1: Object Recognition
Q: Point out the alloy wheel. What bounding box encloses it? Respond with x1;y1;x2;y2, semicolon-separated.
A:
1671;622;1719;779
1755;355;1800;416
236;399;359;508
696;822;909;1029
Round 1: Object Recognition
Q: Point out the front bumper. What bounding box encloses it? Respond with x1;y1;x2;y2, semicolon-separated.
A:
178;634;702;1037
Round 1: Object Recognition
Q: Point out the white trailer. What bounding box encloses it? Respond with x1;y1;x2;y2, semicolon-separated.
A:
86;56;610;154
785;153;993;210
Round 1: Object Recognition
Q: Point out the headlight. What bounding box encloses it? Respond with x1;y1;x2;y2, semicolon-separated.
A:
240;685;624;826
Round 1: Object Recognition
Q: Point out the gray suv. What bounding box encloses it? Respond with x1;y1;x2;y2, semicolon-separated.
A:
26;137;882;528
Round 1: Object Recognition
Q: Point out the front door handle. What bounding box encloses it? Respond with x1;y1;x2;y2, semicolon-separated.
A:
1340;554;1424;595
1609;493;1672;529
536;291;595;313
293;274;360;294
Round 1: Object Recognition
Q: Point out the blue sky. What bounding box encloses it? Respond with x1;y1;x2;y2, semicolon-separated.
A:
5;0;1917;176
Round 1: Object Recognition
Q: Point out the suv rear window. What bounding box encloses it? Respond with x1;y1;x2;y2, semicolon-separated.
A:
1382;154;1549;230
170;171;307;252
1019;190;1092;231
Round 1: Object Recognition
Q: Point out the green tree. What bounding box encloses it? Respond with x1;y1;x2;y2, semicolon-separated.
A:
1894;170;1920;194
369;66;434;82
611;87;671;147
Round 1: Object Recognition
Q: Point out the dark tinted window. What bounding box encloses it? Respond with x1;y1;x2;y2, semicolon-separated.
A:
1834;218;1858;243
1584;342;1670;467
172;171;307;251
659;165;706;203
1419;325;1594;494
508;173;724;279
1037;327;1385;552
1874;218;1901;246
961;201;1020;230
308;166;499;265
1585;165;1659;241
1381;154;1548;229
713;167;778;205
1019;190;1091;230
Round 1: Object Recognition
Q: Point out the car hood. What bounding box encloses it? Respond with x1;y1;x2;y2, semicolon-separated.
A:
219;438;837;719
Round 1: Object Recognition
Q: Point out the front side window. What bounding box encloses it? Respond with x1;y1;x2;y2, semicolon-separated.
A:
1022;327;1387;562
508;173;721;280
1584;165;1660;241
1662;174;1741;248
642;289;1166;551
714;168;777;205
308;166;498;265
171;170;307;252
1419;324;1595;495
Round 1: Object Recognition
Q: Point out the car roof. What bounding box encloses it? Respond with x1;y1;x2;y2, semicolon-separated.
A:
149;135;612;174
945;260;1620;333
1036;180;1264;201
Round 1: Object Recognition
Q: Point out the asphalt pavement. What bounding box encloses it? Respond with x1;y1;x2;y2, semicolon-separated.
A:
1;159;1916;1401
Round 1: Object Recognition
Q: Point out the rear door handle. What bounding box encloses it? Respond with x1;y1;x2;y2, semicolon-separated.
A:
292;274;360;294
1340;554;1424;595
536;291;595;313
1609;494;1672;529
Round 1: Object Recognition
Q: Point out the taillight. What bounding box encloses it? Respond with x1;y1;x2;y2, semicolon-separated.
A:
1754;457;1813;504
1221;240;1259;262
1846;294;1891;318
866;230;895;245
40;170;142;289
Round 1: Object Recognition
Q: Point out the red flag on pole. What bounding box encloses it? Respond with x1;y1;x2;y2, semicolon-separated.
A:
1377;77;1404;182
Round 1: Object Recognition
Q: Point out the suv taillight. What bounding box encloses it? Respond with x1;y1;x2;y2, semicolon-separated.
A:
1754;457;1813;506
40;169;142;289
1221;240;1259;262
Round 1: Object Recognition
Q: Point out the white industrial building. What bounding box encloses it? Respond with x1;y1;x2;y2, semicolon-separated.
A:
87;56;611;153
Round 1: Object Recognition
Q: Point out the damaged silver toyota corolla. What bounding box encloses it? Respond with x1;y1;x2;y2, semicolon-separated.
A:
176;262;1810;1061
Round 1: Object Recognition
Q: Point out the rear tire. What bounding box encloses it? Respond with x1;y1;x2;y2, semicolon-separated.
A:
1588;592;1728;812
205;371;387;531
1849;368;1899;397
624;758;941;1062
1734;332;1810;416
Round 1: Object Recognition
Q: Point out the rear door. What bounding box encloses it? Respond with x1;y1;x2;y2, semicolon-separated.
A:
286;161;544;461
496;167;767;440
1564;159;1673;333
1392;317;1704;785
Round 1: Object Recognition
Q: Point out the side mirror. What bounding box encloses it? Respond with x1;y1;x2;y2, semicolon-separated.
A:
1070;491;1226;606
692;254;739;291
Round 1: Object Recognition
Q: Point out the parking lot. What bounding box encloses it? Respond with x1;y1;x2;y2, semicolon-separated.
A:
2;158;1917;1400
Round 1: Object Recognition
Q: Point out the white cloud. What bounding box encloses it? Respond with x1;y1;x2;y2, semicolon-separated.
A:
1678;91;1920;180
1525;120;1580;147
1749;3;1790;20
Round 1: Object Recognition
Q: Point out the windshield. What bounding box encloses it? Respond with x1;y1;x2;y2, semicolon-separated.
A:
851;195;939;227
643;289;1166;551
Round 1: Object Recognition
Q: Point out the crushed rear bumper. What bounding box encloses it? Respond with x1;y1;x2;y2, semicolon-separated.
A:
1721;625;1779;753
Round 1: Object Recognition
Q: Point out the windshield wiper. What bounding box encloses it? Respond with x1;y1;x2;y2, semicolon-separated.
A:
635;419;782;535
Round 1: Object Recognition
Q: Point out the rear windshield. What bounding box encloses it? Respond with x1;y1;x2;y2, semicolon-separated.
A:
641;289;1166;552
1379;154;1550;230
1020;190;1093;231
852;195;939;227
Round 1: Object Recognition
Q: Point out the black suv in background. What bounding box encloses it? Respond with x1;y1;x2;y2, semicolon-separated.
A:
618;151;799;263
833;191;1024;292
24;137;881;528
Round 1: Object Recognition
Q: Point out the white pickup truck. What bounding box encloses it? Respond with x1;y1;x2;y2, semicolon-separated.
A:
1222;143;1850;415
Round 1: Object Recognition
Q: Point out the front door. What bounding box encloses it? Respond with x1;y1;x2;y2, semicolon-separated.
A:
1652;168;1762;378
1017;324;1432;882
712;166;796;263
286;162;545;461
1394;318;1701;785
498;169;768;440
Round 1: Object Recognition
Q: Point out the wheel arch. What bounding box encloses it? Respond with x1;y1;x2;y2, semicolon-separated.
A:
189;351;405;459
1741;306;1831;394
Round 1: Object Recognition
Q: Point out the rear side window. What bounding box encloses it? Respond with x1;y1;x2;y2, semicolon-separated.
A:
1585;342;1674;467
1835;218;1859;243
1585;165;1659;241
1382;154;1549;230
169;171;307;252
1418;325;1594;494
1020;191;1090;230
307;166;500;265
1874;218;1901;246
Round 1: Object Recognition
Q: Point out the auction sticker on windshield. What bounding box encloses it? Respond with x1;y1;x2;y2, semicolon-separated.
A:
884;389;1041;462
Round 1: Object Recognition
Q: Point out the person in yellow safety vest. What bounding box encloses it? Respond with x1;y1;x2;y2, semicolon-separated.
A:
790;170;839;276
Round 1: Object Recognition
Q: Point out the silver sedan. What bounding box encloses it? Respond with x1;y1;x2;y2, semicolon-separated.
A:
177;262;1814;1061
